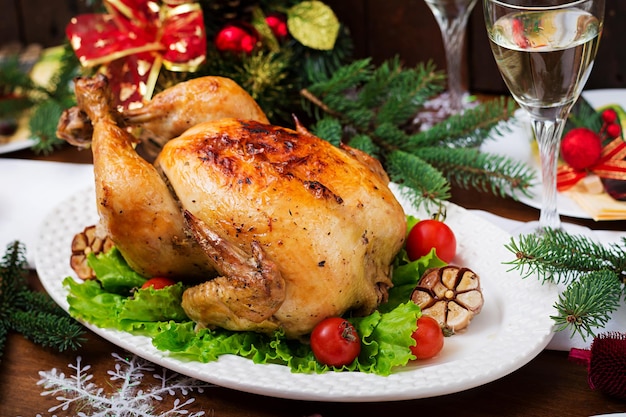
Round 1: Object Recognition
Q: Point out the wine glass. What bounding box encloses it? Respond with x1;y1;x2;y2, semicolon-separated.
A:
424;0;478;112
484;0;604;232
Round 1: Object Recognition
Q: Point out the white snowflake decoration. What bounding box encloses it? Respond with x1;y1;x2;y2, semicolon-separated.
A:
34;352;212;417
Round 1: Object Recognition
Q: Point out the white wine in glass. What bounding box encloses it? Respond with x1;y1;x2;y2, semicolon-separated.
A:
484;0;604;231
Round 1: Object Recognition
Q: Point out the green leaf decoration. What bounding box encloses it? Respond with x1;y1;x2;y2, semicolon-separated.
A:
287;1;340;50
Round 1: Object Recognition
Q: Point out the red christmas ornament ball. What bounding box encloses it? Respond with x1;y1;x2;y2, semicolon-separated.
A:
560;127;602;170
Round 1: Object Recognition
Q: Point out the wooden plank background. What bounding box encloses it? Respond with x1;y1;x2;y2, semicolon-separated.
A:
1;0;624;94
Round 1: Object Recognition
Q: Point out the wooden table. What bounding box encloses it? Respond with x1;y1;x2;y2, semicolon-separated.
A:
1;144;625;416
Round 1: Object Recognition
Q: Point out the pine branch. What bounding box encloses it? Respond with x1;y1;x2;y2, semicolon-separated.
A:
312;116;343;146
0;241;29;301
406;97;517;149
297;23;354;84
566;96;603;133
29;99;66;154
505;230;626;339
552;270;623;340
0;56;47;99
386;150;451;205
504;229;626;286
302;57;533;209
0;44;81;154
0;96;34;117
14;289;66;315
416;146;536;198
9;310;87;352
0;241;87;357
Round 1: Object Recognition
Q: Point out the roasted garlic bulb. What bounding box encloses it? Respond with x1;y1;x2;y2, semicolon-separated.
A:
410;266;484;333
70;225;114;280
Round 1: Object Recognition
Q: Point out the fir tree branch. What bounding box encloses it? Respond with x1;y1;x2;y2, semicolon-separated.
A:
0;56;48;99
386;150;451;206
302;57;532;209
29;100;66;154
504;229;626;286
9;310;87;352
0;241;29;303
505;230;626;339
14;290;66;315
1;44;81;154
312;116;343;146
0;241;87;357
405;97;517;149
416;146;536;198
552;270;623;340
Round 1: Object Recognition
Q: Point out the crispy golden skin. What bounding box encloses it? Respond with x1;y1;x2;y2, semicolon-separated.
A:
158;118;406;337
73;74;406;338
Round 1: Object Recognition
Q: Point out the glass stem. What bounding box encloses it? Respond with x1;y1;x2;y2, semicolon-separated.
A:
532;118;566;231
433;8;473;110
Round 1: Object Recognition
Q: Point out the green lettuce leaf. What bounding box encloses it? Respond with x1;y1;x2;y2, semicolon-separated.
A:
87;247;147;294
64;276;189;337
65;277;125;328
380;248;446;313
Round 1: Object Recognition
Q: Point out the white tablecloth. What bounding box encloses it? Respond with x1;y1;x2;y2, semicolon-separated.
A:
0;159;94;267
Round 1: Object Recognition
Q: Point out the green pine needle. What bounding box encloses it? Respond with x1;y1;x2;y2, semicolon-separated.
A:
551;270;623;340
407;97;517;149
386;150;451;205
29;100;66;154
9;310;87;352
416;146;536;198
0;241;86;358
505;229;626;339
313;116;343;146
505;229;626;286
347;134;379;157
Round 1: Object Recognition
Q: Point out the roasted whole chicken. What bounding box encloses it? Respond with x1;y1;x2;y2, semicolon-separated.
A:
68;74;406;338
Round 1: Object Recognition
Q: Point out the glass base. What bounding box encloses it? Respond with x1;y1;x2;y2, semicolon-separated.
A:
414;91;477;130
510;220;594;238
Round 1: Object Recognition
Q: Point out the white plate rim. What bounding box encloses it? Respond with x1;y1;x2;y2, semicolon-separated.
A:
481;88;626;220
0;137;36;154
34;185;559;402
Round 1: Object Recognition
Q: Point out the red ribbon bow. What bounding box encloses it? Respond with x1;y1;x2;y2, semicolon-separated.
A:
67;0;206;109
557;137;626;191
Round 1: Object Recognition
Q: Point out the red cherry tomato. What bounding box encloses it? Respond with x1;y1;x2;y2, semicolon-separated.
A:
141;277;177;290
410;316;444;360
406;219;457;263
310;317;361;367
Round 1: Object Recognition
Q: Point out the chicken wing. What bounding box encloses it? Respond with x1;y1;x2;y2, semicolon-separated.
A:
58;76;269;159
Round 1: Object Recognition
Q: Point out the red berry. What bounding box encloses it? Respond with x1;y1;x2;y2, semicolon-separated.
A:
602;109;618;124
239;34;257;53
607;123;621;139
215;24;258;54
266;14;288;38
560;127;602;170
